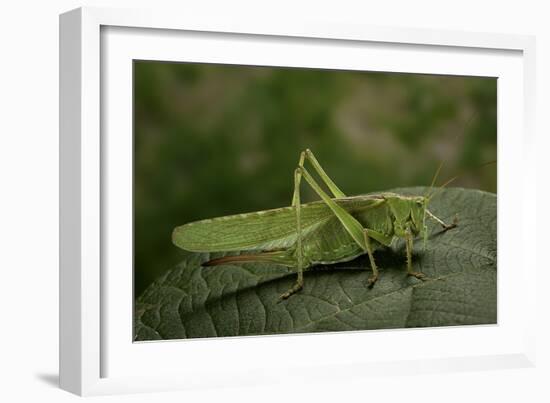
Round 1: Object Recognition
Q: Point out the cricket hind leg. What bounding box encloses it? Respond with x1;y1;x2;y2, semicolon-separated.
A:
282;149;386;298
282;149;348;299
296;164;385;288
280;168;306;300
363;230;379;287
291;149;346;206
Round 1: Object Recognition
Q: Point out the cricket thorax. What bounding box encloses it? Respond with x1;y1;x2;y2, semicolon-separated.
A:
383;195;428;239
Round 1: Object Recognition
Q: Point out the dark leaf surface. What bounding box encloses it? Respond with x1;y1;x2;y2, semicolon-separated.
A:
135;187;496;340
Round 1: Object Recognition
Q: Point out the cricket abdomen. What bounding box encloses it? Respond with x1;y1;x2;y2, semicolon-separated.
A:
299;216;372;266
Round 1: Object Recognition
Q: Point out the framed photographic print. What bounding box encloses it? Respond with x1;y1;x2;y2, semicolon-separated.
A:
134;61;498;339
60;6;536;396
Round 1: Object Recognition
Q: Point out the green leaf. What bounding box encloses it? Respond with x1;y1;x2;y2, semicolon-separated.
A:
134;187;496;340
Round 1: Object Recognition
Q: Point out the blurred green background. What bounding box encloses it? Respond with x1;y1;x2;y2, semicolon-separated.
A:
134;61;497;296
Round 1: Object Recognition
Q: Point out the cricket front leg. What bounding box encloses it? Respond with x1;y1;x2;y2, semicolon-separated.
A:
280;168;306;300
405;227;425;280
426;209;458;231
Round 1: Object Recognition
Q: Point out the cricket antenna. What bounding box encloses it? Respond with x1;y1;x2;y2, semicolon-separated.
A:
426;113;478;199
425;160;444;198
429;160;496;200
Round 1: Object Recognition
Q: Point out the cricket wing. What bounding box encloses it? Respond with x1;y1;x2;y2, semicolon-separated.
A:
173;202;331;252
172;197;384;252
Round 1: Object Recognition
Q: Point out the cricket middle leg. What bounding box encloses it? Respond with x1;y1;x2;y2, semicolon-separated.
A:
405;227;425;280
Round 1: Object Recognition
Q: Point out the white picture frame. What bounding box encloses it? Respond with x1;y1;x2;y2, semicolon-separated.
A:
59;6;537;396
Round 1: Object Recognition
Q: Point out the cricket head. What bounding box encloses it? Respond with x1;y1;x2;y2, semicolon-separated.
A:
385;194;429;246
